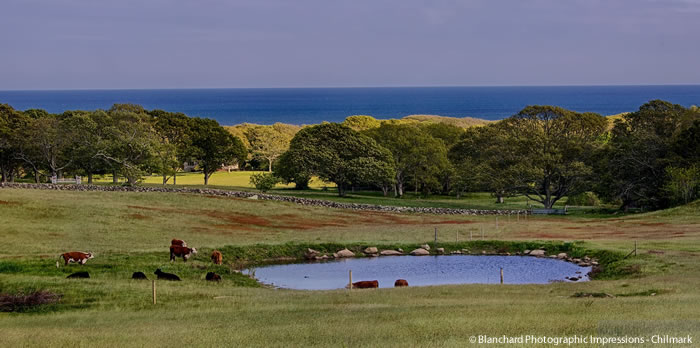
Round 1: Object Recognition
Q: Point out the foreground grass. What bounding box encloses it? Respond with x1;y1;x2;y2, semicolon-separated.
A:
1;188;699;347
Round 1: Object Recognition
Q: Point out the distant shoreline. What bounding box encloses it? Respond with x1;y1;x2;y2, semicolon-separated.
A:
1;85;697;125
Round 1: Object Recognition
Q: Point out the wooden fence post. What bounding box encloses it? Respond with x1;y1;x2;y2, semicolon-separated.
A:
152;280;157;304
349;270;353;290
500;268;504;284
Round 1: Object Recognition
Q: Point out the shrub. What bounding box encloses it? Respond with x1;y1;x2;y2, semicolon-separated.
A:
0;291;61;312
566;192;601;206
249;173;280;192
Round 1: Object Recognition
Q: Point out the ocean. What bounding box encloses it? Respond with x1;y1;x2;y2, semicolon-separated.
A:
0;85;698;125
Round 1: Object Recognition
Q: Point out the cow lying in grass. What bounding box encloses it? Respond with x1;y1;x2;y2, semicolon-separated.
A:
154;269;180;281
66;271;90;279
56;252;94;268
205;272;221;282
347;280;379;289
170;245;197;262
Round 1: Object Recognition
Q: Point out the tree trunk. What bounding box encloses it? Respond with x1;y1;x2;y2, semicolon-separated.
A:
1;167;6;183
112;170;118;184
268;158;272;173
496;195;504;204
381;185;389;197
173;172;177;185
337;183;345;197
34;169;40;183
204;172;210;185
88;173;93;184
163;173;167;185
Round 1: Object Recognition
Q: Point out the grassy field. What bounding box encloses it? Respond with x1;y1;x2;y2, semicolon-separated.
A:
1;188;699;347
96;171;592;212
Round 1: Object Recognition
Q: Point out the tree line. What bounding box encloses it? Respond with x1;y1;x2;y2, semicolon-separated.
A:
1;100;698;211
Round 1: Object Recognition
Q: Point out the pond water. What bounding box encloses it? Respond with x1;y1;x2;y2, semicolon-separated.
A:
244;255;591;290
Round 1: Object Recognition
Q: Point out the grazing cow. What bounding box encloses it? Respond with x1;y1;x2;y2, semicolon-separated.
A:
170;245;197;262
154;269;181;281
349;280;379;289
56;252;94;268
211;250;223;265
132;272;148;280
66;271;90;279
205;272;221;282
394;279;409;287
171;239;187;247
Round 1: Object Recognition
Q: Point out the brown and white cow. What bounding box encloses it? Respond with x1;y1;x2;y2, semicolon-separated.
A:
171;239;187;247
211;250;223;265
56;251;94;268
348;280;379;289
170;245;197;262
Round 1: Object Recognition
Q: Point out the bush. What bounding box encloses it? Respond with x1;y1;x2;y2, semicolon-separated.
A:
249;173;280;192
566;192;601;206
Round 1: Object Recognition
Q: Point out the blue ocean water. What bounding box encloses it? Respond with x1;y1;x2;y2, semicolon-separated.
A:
0;85;698;125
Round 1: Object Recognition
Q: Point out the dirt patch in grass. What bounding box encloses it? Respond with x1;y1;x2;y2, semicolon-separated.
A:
0;291;61;312
126;213;151;220
0;200;21;205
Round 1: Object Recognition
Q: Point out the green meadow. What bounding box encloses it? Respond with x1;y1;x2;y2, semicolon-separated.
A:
1;187;699;347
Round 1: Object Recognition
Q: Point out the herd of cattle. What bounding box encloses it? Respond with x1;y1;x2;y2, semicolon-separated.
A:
58;240;409;288
57;239;225;282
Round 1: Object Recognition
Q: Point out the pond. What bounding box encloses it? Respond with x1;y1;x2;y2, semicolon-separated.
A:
244;255;592;290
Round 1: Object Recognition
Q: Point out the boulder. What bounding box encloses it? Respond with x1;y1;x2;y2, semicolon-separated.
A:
451;250;462;254
364;247;378;255
420;244;431;251
248;195;259;200
529;249;546;257
380;250;403;256
436;248;445;254
410;248;430;256
556;253;567;259
335;249;355;258
397;248;404;253
305;248;321;260
524;250;531;254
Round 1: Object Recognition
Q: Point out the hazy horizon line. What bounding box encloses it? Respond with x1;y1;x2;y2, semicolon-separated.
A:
2;83;700;93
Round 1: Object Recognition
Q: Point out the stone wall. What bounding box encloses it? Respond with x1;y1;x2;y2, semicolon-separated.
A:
0;182;528;216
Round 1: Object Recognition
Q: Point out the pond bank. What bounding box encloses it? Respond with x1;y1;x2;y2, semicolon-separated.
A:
219;240;631;281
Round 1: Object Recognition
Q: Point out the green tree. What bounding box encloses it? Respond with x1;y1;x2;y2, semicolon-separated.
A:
365;123;449;197
503;106;607;208
189;118;247;185
63;110;111;184
0;104;30;182
342;115;381;131
249;172;280;192
450;124;521;203
663;166;699;204
245;125;292;172
600;100;698;210
94;105;159;185
282;123;394;196
149;110;192;185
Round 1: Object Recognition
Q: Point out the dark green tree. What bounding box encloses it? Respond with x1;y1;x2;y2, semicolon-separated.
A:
503;106;607;208
283;123;394;196
188;118;247;185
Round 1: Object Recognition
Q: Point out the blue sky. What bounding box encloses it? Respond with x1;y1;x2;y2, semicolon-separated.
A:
1;0;699;90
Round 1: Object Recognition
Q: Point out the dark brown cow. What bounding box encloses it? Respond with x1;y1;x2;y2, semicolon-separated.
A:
394;279;409;287
211;250;223;265
205;272;221;282
171;239;187;247
170;245;197;262
56;251;94;267
350;280;379;289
